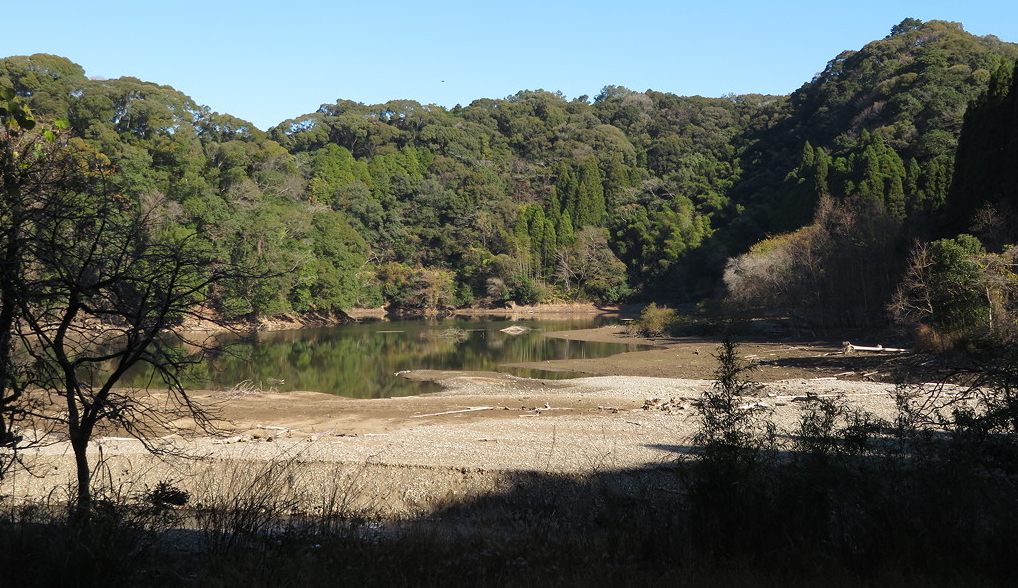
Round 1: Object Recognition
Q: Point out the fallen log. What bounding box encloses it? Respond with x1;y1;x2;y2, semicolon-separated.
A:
842;342;909;354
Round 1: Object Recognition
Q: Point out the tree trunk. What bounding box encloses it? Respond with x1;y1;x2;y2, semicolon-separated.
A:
70;434;92;525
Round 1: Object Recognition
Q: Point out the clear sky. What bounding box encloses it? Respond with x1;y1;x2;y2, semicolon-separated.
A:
4;1;1017;130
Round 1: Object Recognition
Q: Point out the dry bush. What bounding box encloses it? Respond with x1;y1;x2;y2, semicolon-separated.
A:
727;197;905;328
722;232;797;313
911;324;965;353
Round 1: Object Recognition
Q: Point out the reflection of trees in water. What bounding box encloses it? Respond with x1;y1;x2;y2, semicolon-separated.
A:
119;319;641;398
210;334;409;398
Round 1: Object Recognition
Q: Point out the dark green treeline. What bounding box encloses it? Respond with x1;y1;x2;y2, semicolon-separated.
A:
3;19;1016;324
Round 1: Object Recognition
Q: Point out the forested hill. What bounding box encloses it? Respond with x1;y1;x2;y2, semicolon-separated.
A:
3;19;1017;332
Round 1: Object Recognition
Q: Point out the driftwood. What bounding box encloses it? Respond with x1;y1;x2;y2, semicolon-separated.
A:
642;397;696;413
842;341;909;354
410;406;494;418
213;435;250;444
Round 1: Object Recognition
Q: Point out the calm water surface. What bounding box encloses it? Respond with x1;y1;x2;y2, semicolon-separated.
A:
124;317;649;398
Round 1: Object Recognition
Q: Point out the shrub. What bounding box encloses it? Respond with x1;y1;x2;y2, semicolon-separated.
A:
630;303;678;337
693;338;772;460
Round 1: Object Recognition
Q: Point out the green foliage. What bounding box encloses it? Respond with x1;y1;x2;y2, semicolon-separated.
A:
889;17;924;37
946;60;1018;240
631;303;678;337
927;234;989;331
694;339;770;460
889;234;1018;344
375;262;457;315
630;303;719;337
732;19;1017;244
0;85;35;130
511;276;546;305
5;19;1018;317
556;227;632;304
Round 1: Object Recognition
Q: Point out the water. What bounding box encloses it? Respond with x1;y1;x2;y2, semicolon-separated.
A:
121;317;650;398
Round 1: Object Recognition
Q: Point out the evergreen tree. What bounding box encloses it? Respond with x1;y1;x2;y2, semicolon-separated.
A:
947;60;1018;239
574;156;606;227
557;211;575;247
555;161;577;219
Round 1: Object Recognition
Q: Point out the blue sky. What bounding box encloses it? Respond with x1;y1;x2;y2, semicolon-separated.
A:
4;1;1017;130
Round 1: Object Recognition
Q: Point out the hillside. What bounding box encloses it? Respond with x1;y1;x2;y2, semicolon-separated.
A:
3;18;1016;332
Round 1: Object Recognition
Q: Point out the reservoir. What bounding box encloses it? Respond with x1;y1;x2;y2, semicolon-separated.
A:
122;317;649;398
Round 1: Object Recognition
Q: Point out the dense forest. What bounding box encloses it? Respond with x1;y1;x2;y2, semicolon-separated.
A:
3;18;1018;342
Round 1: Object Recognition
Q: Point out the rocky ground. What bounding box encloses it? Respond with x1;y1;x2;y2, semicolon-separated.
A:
2;326;925;518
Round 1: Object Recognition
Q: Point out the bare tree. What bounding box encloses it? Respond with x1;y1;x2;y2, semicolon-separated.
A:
553;227;630;303
889;240;936;329
2;104;246;521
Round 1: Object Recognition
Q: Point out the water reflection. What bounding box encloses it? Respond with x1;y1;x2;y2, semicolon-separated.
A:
120;317;648;398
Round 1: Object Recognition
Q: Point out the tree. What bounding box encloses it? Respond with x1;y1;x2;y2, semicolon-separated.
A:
0;85;38;452
694;338;771;466
947;60;1018;238
555;227;631;303
1;104;249;521
374;262;456;315
890;234;1018;343
724;196;905;328
888;18;924;37
570;157;607;228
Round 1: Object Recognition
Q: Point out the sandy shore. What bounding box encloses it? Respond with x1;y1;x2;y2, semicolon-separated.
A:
2;327;915;517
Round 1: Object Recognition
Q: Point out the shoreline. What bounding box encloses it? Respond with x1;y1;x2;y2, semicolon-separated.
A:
344;302;636;322
2;325;915;517
174;302;631;334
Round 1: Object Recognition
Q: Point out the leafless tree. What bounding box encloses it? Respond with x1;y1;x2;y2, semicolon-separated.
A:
2;113;248;521
889;240;937;329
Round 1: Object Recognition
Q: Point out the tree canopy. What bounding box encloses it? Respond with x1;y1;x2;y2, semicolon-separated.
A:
3;18;1017;321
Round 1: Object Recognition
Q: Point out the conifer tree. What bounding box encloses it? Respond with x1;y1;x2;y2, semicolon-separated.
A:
557;211;575;247
904;157;924;212
948;60;1018;238
603;151;633;207
555;161;577;219
574;156;606;227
